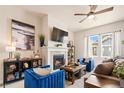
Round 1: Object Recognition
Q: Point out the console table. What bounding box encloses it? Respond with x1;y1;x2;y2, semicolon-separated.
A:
60;65;86;84
3;58;42;88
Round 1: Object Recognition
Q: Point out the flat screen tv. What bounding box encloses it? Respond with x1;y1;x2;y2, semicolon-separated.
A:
51;27;68;42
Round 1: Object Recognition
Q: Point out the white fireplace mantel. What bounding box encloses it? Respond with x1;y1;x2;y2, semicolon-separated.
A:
41;46;68;69
48;47;68;51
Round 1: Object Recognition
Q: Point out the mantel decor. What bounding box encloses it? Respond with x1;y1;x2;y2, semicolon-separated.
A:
55;44;62;47
11;19;35;50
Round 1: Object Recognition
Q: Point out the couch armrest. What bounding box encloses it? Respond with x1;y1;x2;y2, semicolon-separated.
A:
92;73;119;82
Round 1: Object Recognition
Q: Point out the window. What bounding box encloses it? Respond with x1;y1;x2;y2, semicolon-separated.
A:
101;33;113;57
88;35;100;57
88;32;114;57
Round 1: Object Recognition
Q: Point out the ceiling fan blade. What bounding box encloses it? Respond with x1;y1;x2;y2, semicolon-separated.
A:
94;7;114;15
90;5;97;12
79;16;88;23
74;13;87;16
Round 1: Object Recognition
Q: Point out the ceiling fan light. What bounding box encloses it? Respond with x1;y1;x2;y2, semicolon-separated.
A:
88;15;95;19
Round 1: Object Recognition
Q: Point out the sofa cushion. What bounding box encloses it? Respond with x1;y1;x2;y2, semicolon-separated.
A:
94;62;114;75
102;58;113;63
33;68;51;76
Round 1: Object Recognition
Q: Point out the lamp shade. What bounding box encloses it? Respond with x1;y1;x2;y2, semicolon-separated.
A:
88;15;95;19
6;46;16;52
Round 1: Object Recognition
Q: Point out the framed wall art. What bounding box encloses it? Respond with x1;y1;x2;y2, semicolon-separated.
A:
11;20;35;50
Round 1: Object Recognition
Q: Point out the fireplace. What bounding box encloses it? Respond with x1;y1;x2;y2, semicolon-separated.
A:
53;54;65;70
41;47;68;70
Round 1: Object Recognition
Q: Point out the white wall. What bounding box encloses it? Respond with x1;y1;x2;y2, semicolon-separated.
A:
40;15;49;46
0;6;45;85
74;20;124;65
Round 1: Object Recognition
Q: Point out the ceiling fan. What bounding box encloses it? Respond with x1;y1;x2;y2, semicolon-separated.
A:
74;5;114;23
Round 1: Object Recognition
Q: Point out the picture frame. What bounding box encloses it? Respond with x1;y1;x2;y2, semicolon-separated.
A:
11;19;35;50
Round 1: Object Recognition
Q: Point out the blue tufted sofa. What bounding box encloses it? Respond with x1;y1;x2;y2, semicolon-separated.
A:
24;65;65;88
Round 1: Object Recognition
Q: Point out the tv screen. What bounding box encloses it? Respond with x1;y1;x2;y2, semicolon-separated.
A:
51;27;68;42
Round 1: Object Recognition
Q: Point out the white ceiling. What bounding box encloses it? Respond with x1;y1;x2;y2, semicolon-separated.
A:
21;5;124;32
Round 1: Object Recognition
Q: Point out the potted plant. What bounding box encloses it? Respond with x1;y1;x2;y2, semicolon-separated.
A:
112;62;124;87
39;34;45;47
14;52;21;60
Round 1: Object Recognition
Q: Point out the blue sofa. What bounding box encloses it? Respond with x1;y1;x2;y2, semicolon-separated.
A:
78;58;94;72
24;65;65;88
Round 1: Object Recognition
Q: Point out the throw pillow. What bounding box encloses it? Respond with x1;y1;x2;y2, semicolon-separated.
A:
33;68;51;76
114;59;124;63
112;60;124;77
94;62;115;75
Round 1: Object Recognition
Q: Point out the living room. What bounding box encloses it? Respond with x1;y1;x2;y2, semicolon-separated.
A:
0;4;124;89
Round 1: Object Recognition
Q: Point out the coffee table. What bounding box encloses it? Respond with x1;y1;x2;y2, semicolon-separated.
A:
60;65;86;84
84;75;120;88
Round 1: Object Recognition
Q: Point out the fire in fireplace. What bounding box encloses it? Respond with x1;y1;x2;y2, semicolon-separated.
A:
53;54;65;70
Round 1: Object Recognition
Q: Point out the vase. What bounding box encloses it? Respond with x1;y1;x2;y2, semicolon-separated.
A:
120;79;124;88
40;41;44;47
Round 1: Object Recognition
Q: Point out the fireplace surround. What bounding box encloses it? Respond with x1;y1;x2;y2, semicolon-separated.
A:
41;47;68;70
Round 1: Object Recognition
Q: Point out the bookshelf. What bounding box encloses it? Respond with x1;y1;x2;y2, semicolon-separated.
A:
3;58;42;87
67;41;75;64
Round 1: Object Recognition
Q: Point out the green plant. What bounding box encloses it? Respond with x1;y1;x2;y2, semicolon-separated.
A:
122;40;124;44
112;62;124;79
39;34;45;47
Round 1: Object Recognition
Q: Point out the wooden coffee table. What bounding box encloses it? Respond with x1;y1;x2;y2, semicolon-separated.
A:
84;75;120;88
60;65;86;84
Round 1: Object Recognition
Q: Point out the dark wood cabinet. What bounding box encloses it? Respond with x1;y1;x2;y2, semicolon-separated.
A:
3;58;42;87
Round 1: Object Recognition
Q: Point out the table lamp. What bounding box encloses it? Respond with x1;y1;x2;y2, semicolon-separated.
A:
6;46;16;59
